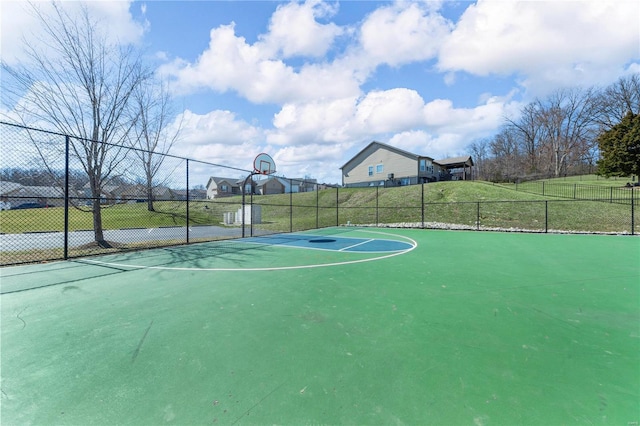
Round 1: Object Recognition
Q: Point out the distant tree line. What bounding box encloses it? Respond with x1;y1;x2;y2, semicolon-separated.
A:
468;74;640;182
1;167;86;189
0;167;134;191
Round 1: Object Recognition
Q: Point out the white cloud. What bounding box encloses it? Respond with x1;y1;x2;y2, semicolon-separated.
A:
354;89;426;133
387;130;433;153
158;23;361;104
171;109;264;175
269;97;360;145
388;131;460;159
261;0;343;58
438;0;640;94
359;1;451;67
273;143;348;182
0;0;147;66
267;88;516;177
175;109;263;148
159;1;454;107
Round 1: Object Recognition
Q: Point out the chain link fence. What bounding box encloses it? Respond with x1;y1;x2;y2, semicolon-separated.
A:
1;121;638;266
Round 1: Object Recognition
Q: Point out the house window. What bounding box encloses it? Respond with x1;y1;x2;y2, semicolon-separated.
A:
368;166;373;176
221;184;228;192
376;164;384;174
420;159;433;173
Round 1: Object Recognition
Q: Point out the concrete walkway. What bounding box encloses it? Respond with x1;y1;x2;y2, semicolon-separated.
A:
0;225;242;251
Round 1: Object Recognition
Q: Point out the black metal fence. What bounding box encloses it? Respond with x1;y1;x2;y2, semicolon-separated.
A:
510;180;637;204
1;122;638;266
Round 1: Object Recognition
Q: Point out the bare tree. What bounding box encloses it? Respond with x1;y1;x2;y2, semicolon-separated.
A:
2;2;150;247
129;80;182;212
467;138;489;180
488;126;521;182
506;103;543;174
535;88;598;177
482;78;637;182
594;73;640;130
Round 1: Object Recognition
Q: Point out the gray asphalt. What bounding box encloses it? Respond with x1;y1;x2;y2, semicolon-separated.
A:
0;225;244;251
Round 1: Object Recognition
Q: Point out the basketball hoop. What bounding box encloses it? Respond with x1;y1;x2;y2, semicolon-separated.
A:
242;153;276;238
253;153;276;175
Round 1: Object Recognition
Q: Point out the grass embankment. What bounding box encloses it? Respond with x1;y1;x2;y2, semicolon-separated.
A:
334;182;635;233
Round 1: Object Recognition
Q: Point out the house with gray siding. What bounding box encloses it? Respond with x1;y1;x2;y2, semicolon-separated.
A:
341;142;438;187
340;141;473;187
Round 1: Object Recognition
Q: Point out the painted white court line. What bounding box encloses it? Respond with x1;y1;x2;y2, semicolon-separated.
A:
82;230;418;272
339;239;374;251
226;238;409;254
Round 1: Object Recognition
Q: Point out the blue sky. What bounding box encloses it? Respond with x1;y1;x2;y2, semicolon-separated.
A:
2;0;640;185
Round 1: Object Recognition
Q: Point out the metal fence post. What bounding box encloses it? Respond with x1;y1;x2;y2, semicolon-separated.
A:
476;202;480;230
632;187;635;235
421;183;425;229
545;200;548;233
186;159;190;244
64;135;70;259
336;186;339;226
376;186;379;226
290;178;293;233
316;183;319;229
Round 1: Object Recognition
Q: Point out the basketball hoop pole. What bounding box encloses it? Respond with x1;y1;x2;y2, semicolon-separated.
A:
242;153;276;238
241;171;258;238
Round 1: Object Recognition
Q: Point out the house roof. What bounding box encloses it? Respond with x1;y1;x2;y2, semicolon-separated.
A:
207;176;244;187
3;183;64;198
256;176;285;188
435;156;474;167
0;181;24;195
340;141;434;170
20;185;64;197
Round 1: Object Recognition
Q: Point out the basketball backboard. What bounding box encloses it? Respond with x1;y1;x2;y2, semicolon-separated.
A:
253;153;276;175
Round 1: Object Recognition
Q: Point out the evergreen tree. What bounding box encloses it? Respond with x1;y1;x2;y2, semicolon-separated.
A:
596;112;640;178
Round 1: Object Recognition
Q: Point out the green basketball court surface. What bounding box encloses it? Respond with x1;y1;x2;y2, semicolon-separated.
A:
1;227;639;425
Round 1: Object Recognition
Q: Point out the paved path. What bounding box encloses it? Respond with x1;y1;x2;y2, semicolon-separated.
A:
0;226;243;251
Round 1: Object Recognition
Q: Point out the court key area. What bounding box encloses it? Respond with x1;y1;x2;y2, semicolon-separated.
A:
1;227;639;425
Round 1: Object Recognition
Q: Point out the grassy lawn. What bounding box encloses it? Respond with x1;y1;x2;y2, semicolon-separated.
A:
1;180;636;235
0;200;241;234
